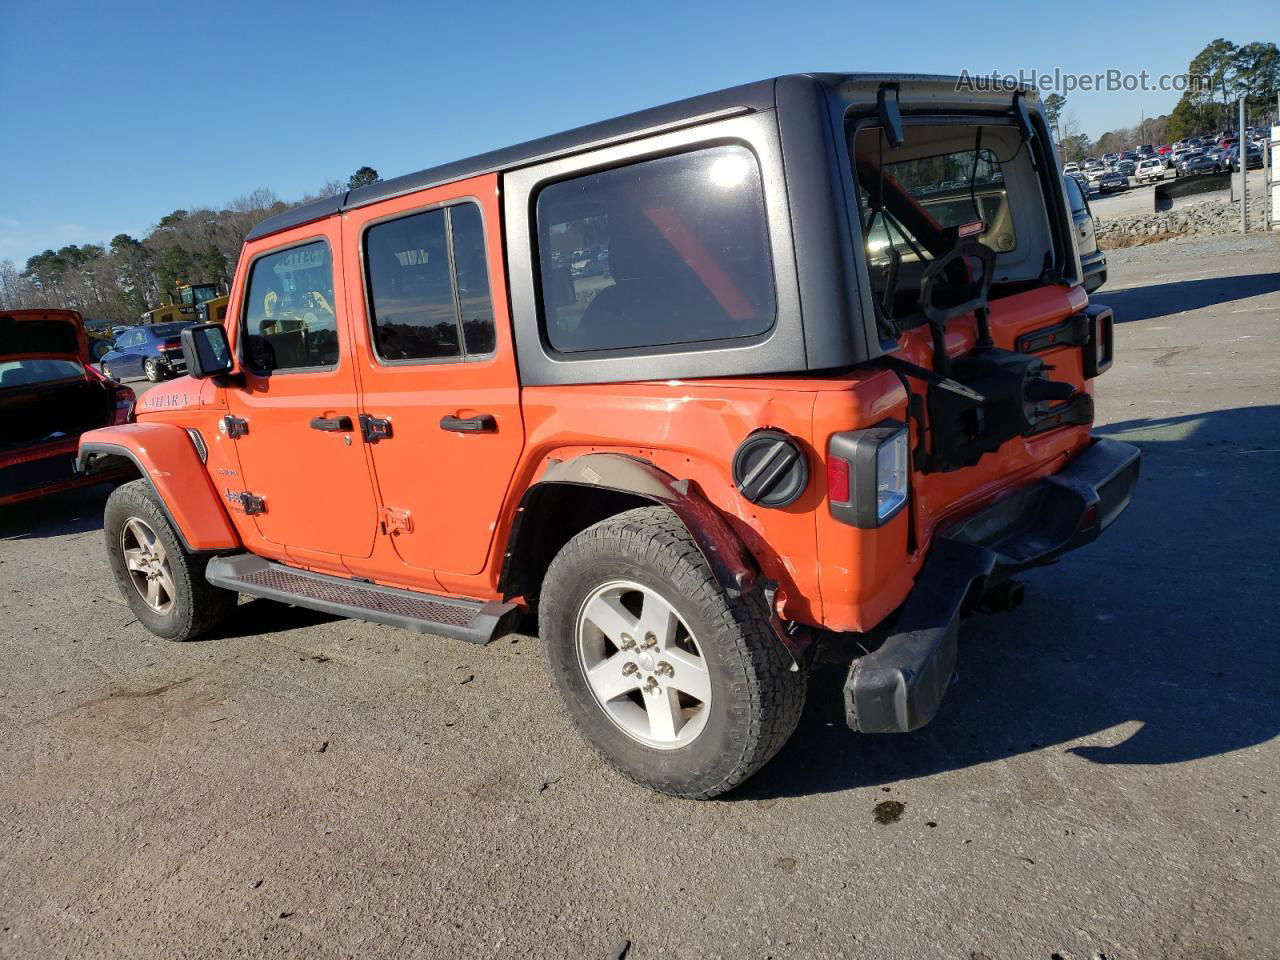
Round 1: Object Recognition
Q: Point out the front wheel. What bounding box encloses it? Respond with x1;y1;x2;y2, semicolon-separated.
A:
538;506;805;799
104;480;237;641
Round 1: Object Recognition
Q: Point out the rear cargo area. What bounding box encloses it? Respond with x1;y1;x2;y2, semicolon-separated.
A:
0;376;115;452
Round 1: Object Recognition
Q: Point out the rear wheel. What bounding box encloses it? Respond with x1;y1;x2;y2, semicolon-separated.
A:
538;506;805;799
104;480;236;641
144;358;160;382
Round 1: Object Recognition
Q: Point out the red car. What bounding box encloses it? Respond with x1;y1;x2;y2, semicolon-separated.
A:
1;309;135;507
1157;144;1172;156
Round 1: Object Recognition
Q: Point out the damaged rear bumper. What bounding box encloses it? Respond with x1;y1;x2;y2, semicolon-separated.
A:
844;436;1141;734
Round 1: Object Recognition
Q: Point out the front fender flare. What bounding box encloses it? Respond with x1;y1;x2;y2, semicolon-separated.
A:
77;422;241;553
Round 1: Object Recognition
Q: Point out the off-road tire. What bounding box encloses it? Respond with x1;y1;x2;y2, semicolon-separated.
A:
539;506;805;799
104;479;236;641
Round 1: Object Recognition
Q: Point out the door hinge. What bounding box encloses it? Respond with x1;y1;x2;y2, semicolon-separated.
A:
379;507;413;535
228;491;266;515
220;415;249;438
360;414;392;443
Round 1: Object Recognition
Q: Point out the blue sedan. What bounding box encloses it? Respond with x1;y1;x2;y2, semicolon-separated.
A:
100;322;193;382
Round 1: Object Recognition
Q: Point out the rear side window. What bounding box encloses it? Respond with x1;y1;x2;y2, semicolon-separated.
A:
242;241;339;373
534;145;775;354
363;201;495;363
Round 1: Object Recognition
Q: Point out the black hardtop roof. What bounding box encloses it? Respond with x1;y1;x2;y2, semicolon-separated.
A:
245;72;989;243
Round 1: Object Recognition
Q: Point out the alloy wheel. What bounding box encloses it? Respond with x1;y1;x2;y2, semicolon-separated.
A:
575;579;712;750
120;517;176;614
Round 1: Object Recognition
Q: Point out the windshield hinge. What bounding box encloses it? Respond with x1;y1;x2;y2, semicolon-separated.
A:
220;415;248;438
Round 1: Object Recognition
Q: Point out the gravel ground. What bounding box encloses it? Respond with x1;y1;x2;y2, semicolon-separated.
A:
2;234;1278;960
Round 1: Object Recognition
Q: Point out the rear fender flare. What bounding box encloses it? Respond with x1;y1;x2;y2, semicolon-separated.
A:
76;422;241;553
534;453;758;599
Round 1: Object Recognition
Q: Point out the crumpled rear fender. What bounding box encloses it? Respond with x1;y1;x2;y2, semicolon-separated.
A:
77;422;240;552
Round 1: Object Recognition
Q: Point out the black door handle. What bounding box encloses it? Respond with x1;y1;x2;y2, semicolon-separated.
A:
310;415;353;432
439;414;496;433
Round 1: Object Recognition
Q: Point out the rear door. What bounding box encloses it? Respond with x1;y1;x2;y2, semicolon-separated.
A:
342;174;524;578
223;221;381;562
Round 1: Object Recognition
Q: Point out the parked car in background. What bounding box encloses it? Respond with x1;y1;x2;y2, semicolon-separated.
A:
1135;158;1166;184
1063;162;1080;175
1;310;135;507
1098;168;1129;193
1177;152;1224;176
1157;144;1172;157
99;322;193;382
1064;175;1106;293
1227;142;1263;171
1115;159;1136;177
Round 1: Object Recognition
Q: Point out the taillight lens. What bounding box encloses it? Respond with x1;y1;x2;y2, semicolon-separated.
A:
875;429;910;521
113;384;135;423
826;421;910;528
826;455;851;504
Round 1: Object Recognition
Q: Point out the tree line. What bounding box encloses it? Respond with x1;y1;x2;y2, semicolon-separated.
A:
0;167;381;327
1042;37;1277;165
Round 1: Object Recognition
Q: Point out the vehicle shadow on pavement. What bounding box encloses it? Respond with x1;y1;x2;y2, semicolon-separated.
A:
0;484;114;541
1102;271;1280;324
213;597;342;639
737;405;1280;800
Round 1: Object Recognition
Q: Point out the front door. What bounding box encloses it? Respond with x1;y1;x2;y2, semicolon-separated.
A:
343;175;524;578
224;221;380;562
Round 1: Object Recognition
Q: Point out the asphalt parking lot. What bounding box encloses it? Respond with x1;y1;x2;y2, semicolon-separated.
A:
3;233;1278;959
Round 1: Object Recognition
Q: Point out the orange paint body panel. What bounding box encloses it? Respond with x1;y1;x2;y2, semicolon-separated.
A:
77;420;240;551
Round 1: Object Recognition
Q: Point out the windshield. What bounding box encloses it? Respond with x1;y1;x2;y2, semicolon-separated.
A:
0;358;85;388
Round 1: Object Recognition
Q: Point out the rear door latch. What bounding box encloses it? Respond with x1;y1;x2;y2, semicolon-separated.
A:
360;414;392;443
379;507;412;535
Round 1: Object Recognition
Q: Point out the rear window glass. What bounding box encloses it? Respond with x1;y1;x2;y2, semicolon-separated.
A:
863;147;1016;259
0;359;85;388
535;145;776;354
151;322;192;337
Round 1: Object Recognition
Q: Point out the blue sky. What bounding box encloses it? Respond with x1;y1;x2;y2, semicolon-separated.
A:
1;0;1275;265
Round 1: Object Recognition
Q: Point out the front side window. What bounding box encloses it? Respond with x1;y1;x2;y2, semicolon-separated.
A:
535;145;776;354
242;241;339;373
363;202;495;363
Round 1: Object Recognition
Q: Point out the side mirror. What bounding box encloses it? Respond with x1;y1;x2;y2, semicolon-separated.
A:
181;323;234;379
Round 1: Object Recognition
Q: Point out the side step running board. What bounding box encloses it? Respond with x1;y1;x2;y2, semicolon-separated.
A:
206;554;520;645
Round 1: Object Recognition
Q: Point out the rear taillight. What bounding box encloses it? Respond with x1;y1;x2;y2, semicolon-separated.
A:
160;340;183;352
1084;305;1114;379
826;421;910;529
113;384;136;423
826;455;851;504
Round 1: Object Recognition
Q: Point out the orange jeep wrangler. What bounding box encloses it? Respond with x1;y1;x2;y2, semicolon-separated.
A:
78;75;1139;798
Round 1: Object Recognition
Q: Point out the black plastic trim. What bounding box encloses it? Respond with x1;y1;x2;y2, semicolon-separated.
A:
845;437;1140;733
206;554;520;644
